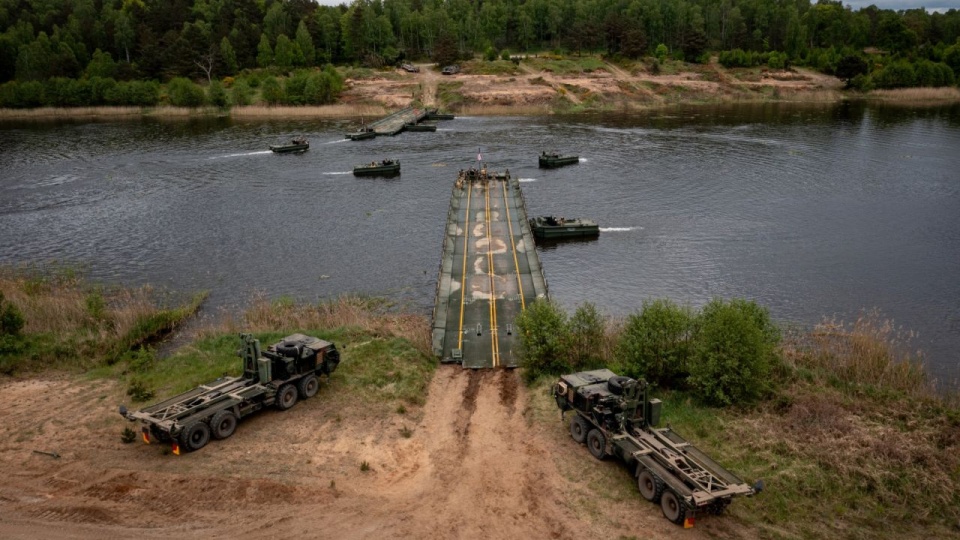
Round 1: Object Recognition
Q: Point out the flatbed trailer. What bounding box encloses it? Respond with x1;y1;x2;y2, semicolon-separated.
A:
554;369;757;527
121;333;339;454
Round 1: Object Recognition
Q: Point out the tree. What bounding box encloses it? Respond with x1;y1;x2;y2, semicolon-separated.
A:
432;32;458;66
274;34;294;69
85;48;117;79
219;37;238;75
260;75;284;104
835;55;869;86
257;34;273;68
295;20;316;66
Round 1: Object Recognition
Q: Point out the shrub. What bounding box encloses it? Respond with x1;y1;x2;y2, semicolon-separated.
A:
126;379;155;402
688;298;780;407
516;299;569;382
166;77;205;107
0;291;25;337
617;299;694;387
566;302;605;371
260;75;284;104
208;80;228;109
501;50;511;61
230;80;252;106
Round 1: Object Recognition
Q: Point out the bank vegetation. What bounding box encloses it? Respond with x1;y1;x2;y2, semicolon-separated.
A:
1;267;957;538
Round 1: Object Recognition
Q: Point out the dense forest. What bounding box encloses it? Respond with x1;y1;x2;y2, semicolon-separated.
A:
1;0;959;108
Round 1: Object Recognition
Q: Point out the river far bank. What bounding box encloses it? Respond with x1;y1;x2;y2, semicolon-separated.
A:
2;59;960;122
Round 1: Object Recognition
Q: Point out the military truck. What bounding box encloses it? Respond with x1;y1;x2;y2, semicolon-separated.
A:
120;333;340;454
554;369;758;527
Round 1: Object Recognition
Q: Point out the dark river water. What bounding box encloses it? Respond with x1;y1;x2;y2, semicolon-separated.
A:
1;102;959;384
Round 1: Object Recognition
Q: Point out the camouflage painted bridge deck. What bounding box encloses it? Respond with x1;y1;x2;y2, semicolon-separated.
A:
432;167;548;368
369;106;428;136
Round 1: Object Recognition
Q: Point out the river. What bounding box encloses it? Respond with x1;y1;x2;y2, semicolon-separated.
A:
1;102;958;383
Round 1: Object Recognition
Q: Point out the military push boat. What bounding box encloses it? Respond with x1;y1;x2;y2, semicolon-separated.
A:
539;151;579;168
270;137;309;153
554;369;759;527
353;159;400;177
529;215;599;239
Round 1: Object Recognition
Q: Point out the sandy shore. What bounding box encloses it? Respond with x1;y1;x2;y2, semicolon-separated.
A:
2;61;958;122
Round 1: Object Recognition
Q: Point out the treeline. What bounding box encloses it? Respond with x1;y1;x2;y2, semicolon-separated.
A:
0;66;344;109
1;0;959;103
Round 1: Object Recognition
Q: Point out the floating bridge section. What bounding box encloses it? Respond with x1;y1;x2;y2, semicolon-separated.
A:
432;168;548;368
344;106;427;139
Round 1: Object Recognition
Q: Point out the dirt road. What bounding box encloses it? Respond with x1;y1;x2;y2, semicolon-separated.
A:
0;369;741;539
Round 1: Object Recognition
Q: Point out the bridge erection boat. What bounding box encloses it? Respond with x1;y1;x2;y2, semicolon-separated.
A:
529;216;600;239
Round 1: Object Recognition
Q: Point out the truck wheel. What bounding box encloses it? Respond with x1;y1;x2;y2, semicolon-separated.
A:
569;415;589;444
276;384;298;411
210;410;238;440
298;374;319;399
180;422;211;452
586;429;607;460
660;489;687;525
637;468;664;502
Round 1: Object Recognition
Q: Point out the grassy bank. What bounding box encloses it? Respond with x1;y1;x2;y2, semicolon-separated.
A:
0;266;205;375
89;291;435;412
526;309;960;539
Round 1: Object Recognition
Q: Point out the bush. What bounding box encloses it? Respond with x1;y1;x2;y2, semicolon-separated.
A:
501;50;511;61
0;292;25;337
230;80;252;106
566;302;605;371
516;299;569;382
260;75;284;104
616;299;694;387
166;77;205;107
688;298;780;407
207;79;228;108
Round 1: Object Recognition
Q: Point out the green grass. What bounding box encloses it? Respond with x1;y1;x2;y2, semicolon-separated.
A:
525;56;608;75
464;60;520;76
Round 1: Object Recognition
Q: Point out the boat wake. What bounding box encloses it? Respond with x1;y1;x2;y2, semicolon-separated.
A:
578;157;588;163
324;139;350;144
599;227;636;232
210;150;272;159
322;171;353;175
519;178;537;183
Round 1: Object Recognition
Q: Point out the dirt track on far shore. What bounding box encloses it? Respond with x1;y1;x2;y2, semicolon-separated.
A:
0;367;753;539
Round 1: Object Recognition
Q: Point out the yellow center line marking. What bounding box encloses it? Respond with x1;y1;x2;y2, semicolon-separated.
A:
501;174;525;311
485;177;500;367
457;179;472;350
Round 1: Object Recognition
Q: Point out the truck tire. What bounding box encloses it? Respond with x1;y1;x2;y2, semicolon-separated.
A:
569;415;589;444
660;489;687;525
298;374;319;399
180;421;211;452
586;429;607;460
637;468;665;502
210;410;238;440
276;384;298;411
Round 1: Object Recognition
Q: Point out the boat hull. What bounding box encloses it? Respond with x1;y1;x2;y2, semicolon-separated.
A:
353;164;401;177
345;131;376;140
539;155;579;168
529;217;599;238
270;144;309;153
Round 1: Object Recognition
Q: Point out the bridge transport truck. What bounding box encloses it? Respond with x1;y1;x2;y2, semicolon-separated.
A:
120;333;340;454
553;369;759;528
